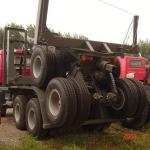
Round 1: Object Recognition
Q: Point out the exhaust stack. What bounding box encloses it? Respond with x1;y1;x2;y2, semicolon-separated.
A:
133;15;139;46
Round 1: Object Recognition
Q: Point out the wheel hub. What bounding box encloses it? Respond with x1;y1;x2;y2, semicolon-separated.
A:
33;55;42;78
111;88;125;111
15;103;21;122
48;89;61;117
28;108;36;130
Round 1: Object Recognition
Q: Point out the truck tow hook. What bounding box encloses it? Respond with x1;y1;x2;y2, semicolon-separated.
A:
93;93;104;102
106;92;117;102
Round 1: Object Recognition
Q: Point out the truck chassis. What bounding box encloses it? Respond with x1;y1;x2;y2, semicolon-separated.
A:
0;0;148;139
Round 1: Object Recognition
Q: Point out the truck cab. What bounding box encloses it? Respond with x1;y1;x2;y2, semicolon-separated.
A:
117;56;146;81
0;49;30;85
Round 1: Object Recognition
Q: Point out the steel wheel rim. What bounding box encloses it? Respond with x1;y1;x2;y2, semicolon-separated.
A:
33;55;42;78
111;88;126;111
48;89;61;117
15;103;20;123
28;108;36;130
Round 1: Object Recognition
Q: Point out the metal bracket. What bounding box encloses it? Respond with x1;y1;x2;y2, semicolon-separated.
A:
3;27;28;86
85;41;95;52
103;43;112;53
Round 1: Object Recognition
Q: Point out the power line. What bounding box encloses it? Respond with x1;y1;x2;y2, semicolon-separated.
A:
125;23;133;44
97;0;135;15
123;20;133;44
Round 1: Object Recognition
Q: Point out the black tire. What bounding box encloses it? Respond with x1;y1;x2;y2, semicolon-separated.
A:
83;123;111;132
75;72;91;119
83;102;111;132
122;105;148;130
13;95;28;130
54;50;67;77
31;46;55;88
69;77;91;128
45;78;77;128
144;85;150;124
123;79;139;117
116;79;138;117
0;91;6;117
1;107;6;117
145;85;150;100
128;79;148;115
123;79;149;129
26;98;48;138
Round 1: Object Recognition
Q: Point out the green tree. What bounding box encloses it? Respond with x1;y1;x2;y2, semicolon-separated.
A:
6;23;25;49
7;22;24;40
0;28;4;49
139;40;150;62
58;32;88;40
0;23;88;49
27;24;35;38
0;23;24;49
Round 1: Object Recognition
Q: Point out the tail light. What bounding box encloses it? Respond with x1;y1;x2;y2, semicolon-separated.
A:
80;55;93;62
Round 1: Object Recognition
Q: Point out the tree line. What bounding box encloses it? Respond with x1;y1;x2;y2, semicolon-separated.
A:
0;23;150;62
0;22;88;49
0;23;35;49
139;40;150;62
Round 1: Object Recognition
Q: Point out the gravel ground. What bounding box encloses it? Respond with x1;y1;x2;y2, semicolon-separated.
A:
0;109;26;145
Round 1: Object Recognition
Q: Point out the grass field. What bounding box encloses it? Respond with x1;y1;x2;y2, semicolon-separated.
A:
0;123;150;150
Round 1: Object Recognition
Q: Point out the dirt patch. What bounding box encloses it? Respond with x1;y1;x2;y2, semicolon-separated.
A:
0;109;26;145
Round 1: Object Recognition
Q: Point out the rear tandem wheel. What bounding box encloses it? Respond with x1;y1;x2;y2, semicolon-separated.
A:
26;98;48;139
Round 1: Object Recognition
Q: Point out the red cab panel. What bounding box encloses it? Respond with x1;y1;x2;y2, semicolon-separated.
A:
117;56;146;81
0;49;30;85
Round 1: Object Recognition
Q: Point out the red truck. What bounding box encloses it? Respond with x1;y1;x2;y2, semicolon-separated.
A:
0;1;147;138
0;49;30;84
117;56;150;86
117;56;147;81
116;55;150;125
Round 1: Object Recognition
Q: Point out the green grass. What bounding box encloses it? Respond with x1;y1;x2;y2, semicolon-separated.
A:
1;124;150;150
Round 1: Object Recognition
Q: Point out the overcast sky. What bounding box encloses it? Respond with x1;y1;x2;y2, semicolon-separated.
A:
0;0;150;44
